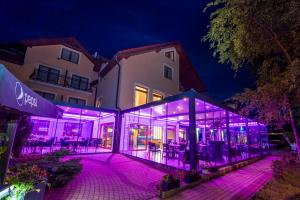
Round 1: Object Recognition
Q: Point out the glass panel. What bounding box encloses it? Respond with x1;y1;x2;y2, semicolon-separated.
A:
48;68;59;84
70;52;79;64
37;65;48;81
27;106;116;154
134;85;148;106
61;48;70;60
71;75;80;89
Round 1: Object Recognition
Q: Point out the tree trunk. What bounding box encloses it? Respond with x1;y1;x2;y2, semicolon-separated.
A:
289;107;300;158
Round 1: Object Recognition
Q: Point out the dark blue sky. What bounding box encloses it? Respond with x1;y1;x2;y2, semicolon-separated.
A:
0;0;255;101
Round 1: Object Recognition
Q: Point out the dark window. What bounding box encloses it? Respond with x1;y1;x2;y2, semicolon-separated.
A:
61;48;79;64
37;65;60;84
165;51;175;61
164;65;173;80
36;91;55;100
70;75;89;91
69;97;86;106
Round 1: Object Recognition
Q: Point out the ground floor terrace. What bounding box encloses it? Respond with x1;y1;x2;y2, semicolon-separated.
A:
120;91;269;170
45;153;277;200
24;103;117;155
25;90;269;171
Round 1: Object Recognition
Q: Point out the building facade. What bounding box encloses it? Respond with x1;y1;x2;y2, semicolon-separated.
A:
97;42;205;110
0;38;105;106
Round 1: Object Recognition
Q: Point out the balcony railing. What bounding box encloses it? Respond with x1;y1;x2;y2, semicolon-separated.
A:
30;68;93;93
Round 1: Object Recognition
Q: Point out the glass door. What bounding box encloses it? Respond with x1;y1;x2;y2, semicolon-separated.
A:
100;123;114;149
129;124;148;150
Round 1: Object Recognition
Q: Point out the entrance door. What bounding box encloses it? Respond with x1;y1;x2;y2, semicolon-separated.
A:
129;124;148;150
100;123;114;149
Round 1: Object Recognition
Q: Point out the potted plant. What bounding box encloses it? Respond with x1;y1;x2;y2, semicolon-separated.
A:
158;173;180;191
183;169;200;183
5;164;48;200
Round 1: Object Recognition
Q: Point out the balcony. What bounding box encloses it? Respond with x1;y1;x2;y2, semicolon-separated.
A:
30;68;93;93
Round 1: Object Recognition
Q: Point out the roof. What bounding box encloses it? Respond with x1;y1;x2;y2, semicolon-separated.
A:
100;41;206;93
0;37;107;72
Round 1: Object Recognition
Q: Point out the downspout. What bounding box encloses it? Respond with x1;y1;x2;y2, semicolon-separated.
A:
115;55;121;110
113;55;122;153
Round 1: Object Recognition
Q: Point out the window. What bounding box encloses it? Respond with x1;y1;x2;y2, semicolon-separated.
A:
61;48;79;64
36;91;55;100
32;120;50;136
68;97;86;106
153;92;163;102
134;85;148;106
70;75;89;91
63;122;82;136
165;51;175;61
37;65;60;84
164;65;173;80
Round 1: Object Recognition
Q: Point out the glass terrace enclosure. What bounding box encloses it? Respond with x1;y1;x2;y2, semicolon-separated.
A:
120;90;269;170
24;104;117;154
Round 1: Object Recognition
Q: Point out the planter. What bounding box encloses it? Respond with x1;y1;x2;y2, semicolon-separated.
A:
160;179;180;191
24;182;46;200
184;176;200;184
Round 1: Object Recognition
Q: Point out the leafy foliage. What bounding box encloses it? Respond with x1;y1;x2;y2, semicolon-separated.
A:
204;0;300;157
8;149;82;188
13;115;33;158
254;154;300;200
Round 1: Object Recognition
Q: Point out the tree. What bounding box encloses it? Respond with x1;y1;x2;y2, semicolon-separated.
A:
12;115;33;158
203;0;300;157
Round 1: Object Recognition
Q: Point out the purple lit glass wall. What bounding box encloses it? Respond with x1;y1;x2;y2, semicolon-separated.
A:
25;106;116;154
120;94;269;170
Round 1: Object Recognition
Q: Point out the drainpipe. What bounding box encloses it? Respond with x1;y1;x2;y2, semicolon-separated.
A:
113;55;122;153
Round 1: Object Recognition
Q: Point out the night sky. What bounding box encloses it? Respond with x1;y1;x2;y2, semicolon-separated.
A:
0;0;255;101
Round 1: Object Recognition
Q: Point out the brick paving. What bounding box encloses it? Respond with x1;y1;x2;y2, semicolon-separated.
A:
45;153;164;200
45;154;277;200
168;156;278;200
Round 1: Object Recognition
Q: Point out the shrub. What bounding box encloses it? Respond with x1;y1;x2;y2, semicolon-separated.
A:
8;149;82;188
183;169;200;183
254;154;300;200
158;173;180;191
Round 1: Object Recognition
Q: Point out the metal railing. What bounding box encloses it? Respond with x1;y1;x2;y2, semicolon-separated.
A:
30;68;92;92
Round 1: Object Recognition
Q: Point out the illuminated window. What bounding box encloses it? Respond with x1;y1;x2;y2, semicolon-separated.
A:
134;85;148;106
165;51;175;61
152;92;163;102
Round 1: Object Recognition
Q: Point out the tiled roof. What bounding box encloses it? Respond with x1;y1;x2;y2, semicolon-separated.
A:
100;42;206;93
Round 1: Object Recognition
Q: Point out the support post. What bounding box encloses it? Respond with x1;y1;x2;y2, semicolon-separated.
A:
226;111;231;164
113;111;121;153
188;95;197;170
246;119;251;159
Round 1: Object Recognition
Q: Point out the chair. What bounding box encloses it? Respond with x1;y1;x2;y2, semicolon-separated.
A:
39;137;55;154
79;139;89;152
149;142;160;152
163;144;171;158
178;150;190;170
60;138;70;149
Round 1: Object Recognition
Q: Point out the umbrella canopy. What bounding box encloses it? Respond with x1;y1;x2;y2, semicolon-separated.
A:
0;64;62;118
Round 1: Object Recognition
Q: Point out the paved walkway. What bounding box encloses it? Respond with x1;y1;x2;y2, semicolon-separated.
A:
168;156;278;200
45;154;277;200
45;153;164;200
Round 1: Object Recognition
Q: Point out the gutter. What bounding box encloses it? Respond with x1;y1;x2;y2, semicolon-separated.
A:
115;55;121;110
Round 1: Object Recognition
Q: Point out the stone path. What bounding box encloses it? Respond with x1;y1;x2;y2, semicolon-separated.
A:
168;156;278;200
45;153;164;200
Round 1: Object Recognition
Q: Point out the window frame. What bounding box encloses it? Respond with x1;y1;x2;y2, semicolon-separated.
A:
165;50;175;61
163;64;173;80
36;65;60;84
35;90;56;100
134;84;149;107
152;91;163;102
61;48;80;64
70;74;89;91
68;97;86;106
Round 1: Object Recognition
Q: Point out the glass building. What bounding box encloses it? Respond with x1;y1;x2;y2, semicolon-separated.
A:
25;103;117;154
119;90;269;170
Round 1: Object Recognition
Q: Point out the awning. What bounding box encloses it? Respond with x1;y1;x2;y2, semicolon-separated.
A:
0;64;62;118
